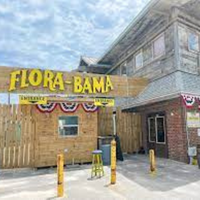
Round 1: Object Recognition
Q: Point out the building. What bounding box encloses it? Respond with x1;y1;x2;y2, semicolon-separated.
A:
78;0;200;163
0;67;146;169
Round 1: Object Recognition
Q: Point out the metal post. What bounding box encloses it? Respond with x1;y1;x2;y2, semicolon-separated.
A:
57;153;64;197
149;149;156;174
111;139;116;184
112;111;116;136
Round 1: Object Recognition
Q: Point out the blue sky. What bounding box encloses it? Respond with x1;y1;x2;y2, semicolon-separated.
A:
0;0;150;72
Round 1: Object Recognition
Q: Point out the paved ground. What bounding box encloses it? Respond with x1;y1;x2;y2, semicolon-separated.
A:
0;155;200;200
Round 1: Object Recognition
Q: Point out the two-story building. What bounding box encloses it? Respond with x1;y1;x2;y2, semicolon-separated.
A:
78;0;200;163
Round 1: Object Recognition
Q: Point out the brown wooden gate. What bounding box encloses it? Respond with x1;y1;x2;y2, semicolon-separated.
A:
0;104;35;169
98;107;142;153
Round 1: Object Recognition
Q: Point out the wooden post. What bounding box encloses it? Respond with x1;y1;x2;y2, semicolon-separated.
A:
111;139;116;184
57;153;64;197
149;149;156;174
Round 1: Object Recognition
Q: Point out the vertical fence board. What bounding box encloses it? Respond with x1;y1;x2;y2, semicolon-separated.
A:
98;107;142;153
0;104;34;169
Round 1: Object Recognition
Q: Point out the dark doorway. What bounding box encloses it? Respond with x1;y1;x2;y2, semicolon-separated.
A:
147;113;168;158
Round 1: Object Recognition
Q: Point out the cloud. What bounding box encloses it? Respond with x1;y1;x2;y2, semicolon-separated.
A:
0;0;150;71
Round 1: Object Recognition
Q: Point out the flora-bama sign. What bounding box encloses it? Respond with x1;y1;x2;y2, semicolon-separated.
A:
9;69;113;94
0;67;148;97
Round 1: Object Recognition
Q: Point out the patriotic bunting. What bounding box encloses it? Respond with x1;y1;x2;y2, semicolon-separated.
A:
196;97;200;110
36;102;57;113
181;94;196;108
36;102;98;113
81;103;98;113
181;94;200;109
59;102;79;113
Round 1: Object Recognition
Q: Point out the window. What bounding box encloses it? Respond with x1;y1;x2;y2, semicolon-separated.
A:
58;116;78;136
153;34;165;58
148;117;156;142
188;32;199;52
156;117;165;143
148;115;166;144
135;51;143;69
120;62;127;75
143;45;152;63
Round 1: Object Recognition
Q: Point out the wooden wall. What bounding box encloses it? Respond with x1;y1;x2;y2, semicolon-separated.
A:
0;105;34;169
32;105;98;168
0;104;142;169
178;22;200;75
109;7;200;81
98;108;142;153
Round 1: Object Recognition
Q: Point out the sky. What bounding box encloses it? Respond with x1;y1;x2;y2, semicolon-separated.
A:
0;0;150;72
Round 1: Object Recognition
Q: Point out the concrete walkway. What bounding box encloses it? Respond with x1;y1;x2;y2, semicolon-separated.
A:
0;155;200;200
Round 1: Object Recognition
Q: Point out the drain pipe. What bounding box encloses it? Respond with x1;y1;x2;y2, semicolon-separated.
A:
112;110;116;136
184;106;190;149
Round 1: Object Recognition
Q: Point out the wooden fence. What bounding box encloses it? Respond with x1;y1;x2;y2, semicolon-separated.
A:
98;107;142;153
0;104;142;169
0;104;35;169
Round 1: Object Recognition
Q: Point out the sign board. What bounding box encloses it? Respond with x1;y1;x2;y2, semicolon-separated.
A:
187;112;200;128
19;96;47;105
188;146;197;156
198;129;200;137
9;69;113;94
0;67;148;97
94;98;115;107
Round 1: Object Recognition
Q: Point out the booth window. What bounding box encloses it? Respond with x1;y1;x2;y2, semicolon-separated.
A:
58;116;78;137
153;34;165;58
188;32;199;52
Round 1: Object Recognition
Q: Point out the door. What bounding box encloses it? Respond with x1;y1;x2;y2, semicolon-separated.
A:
147;114;167;158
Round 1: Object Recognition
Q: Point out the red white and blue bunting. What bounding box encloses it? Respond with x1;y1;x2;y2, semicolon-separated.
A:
59;102;79;113
36;102;98;113
81;102;98;112
196;97;200;110
36;102;57;113
181;94;200;109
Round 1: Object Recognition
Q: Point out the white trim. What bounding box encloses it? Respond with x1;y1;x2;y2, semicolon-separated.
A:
58;116;79;137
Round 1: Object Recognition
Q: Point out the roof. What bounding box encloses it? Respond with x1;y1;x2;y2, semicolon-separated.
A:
78;56;111;74
98;0;198;65
80;56;99;66
122;71;200;110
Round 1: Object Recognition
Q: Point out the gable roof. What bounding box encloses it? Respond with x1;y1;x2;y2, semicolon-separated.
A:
79;56;99;66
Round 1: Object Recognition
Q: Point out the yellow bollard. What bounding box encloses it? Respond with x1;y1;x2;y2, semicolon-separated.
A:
149;149;156;174
192;156;198;165
111;139;116;184
57;153;64;197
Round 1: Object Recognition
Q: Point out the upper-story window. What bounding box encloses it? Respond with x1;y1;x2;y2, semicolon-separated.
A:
153;34;165;58
135;51;143;69
188;32;199;52
120;62;127;75
143;44;152;63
